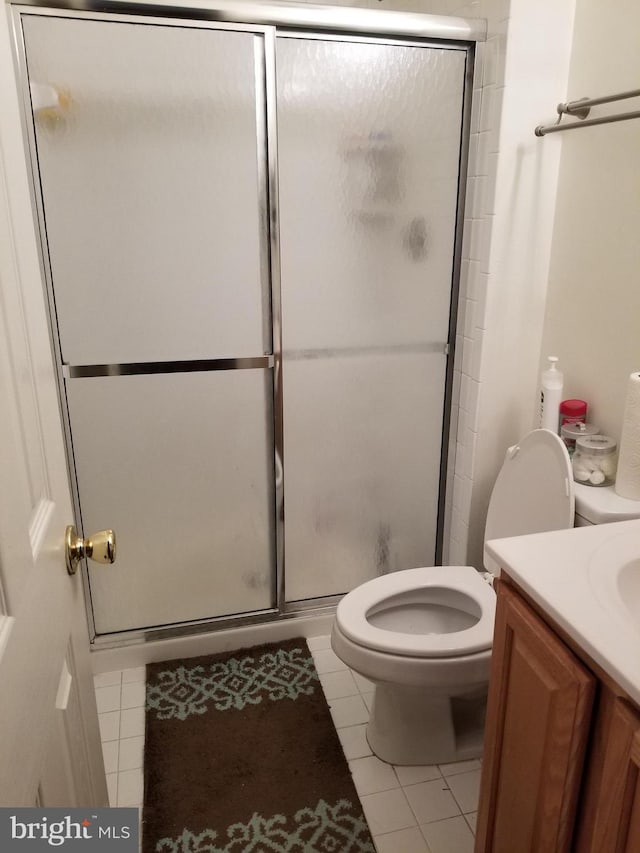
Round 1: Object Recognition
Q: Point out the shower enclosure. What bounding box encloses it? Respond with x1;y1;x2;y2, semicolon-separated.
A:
15;3;474;641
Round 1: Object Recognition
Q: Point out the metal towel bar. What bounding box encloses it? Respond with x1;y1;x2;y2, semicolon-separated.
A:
535;88;640;137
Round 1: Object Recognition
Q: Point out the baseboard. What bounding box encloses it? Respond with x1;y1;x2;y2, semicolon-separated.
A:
90;611;335;674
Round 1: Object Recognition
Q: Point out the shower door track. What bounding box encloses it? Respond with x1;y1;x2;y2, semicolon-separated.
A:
12;1;478;650
13;0;486;42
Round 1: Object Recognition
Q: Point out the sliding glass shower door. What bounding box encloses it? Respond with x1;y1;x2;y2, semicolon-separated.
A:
22;15;276;633
276;37;466;601
20;9;469;636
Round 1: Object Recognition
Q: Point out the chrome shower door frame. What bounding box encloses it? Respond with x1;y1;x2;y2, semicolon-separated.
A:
10;0;477;648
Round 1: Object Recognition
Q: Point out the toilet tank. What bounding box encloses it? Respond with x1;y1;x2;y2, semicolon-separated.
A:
573;482;640;526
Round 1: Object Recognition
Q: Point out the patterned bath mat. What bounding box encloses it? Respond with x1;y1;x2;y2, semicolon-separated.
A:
142;638;375;852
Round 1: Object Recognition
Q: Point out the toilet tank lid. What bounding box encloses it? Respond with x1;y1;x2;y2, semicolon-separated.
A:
574;482;640;523
484;429;574;574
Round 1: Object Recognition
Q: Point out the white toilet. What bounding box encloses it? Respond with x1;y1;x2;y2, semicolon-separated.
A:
331;429;640;766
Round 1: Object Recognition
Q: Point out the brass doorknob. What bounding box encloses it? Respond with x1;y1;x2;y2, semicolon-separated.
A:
65;525;116;575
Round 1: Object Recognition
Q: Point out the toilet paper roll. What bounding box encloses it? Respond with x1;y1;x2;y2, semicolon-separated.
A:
615;372;640;500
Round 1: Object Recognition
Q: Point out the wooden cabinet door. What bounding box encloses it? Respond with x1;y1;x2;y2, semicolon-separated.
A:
475;582;595;853
575;692;640;853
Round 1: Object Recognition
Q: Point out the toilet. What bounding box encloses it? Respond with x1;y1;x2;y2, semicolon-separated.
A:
331;429;640;766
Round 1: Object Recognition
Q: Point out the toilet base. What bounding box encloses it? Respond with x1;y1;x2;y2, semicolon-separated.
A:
366;683;487;766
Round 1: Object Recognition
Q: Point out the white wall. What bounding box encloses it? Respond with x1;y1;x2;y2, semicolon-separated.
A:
539;0;640;442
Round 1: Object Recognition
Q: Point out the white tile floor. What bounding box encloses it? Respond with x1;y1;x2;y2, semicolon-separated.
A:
94;637;480;853
307;636;479;853
94;666;146;809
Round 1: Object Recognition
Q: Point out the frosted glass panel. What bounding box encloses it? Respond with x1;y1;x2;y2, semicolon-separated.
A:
276;38;465;352
66;371;275;633
277;38;466;600
24;17;266;365
284;354;447;601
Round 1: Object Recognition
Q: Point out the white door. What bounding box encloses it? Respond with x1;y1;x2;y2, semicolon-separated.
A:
0;11;106;807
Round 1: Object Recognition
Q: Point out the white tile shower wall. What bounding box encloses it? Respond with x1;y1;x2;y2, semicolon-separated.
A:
450;0;577;568
441;0;511;565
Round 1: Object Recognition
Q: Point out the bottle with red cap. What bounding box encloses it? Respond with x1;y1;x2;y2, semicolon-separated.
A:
559;399;587;430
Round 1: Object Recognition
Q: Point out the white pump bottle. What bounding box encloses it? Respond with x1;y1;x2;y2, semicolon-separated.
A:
540;356;563;433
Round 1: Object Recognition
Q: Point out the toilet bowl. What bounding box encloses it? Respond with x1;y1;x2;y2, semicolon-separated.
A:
331;429;640;766
332;565;495;764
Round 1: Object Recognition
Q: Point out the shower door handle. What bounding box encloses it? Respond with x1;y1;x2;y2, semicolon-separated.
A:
65;525;116;575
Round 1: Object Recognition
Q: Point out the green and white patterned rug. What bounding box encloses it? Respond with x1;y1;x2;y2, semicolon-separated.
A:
142;638;375;852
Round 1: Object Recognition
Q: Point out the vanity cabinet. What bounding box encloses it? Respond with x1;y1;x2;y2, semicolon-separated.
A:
475;578;640;853
573;688;640;852
474;581;595;852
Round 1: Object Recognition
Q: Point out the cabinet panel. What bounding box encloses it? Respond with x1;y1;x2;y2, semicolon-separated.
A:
475;582;595;853
575;692;640;853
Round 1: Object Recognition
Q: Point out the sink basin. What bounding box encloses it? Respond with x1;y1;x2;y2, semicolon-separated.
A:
589;532;640;633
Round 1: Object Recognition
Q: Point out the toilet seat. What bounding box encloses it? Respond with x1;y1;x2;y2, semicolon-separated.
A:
484;429;574;573
335;565;495;659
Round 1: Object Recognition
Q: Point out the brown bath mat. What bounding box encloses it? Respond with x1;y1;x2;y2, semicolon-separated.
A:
142;638;375;852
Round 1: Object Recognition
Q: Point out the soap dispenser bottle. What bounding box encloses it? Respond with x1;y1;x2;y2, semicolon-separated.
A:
540;356;563;433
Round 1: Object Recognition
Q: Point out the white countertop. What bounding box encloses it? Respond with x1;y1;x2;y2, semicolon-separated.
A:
485;518;640;706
